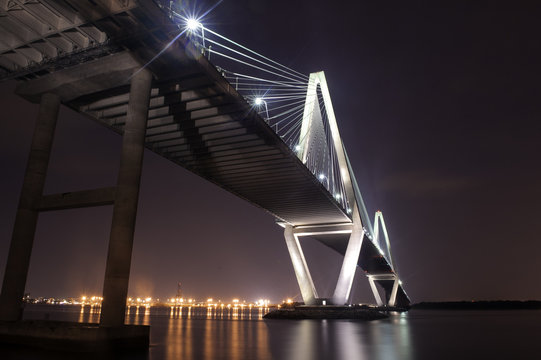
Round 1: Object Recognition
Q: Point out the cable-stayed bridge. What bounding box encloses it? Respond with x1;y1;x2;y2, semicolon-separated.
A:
0;0;409;328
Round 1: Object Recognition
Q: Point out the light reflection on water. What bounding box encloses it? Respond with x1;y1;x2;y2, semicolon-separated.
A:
70;304;268;327
19;304;413;360
265;315;412;360
11;306;541;359
159;310;271;360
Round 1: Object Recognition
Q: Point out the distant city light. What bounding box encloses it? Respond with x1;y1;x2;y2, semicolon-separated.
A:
26;293;277;311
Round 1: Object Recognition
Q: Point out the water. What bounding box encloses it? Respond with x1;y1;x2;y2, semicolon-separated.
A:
2;305;540;359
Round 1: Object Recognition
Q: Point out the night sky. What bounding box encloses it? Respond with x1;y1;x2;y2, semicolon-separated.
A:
0;1;540;304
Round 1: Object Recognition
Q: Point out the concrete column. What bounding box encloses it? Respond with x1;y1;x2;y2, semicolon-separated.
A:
284;225;318;305
0;93;60;321
368;278;383;307
100;69;152;327
332;207;364;305
389;277;399;307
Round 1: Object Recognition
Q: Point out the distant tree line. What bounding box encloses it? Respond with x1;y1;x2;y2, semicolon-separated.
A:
412;300;541;310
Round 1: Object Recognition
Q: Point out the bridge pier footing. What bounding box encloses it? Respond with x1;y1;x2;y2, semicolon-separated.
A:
100;68;152;327
0;93;60;322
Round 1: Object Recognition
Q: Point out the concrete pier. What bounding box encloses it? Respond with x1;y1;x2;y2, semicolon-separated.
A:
283;225;318;305
0;69;153;349
0;93;60;322
100;69;152;327
263;305;388;320
332;208;364;305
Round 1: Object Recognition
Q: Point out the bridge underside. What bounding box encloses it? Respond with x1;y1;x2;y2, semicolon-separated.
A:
16;49;351;227
1;0;409;322
15;44;409;305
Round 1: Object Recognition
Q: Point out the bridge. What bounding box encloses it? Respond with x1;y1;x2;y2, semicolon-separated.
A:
0;0;409;329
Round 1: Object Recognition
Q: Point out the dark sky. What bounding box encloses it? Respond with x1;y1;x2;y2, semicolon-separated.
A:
1;0;540;303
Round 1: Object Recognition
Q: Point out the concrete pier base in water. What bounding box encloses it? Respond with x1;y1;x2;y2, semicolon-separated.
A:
0;320;149;351
263;305;389;320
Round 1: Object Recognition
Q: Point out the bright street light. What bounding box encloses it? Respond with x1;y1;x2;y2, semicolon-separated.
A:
254;97;269;120
186;18;201;30
185;18;207;53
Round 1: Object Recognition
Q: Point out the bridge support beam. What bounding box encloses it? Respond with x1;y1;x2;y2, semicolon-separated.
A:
368;277;384;307
283;225;318;305
332;209;364;305
0;93;60;321
281;215;406;307
389;277;400;307
367;274;399;307
100;69;152;327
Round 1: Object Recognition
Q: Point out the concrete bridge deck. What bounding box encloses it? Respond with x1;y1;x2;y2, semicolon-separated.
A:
0;0;410;332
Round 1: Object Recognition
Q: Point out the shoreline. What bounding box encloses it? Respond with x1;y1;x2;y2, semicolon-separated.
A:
412;300;541;310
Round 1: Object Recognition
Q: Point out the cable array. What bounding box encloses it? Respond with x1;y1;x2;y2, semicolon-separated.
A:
156;1;349;212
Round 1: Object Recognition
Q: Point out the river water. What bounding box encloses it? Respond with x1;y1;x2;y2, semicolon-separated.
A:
2;304;540;359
